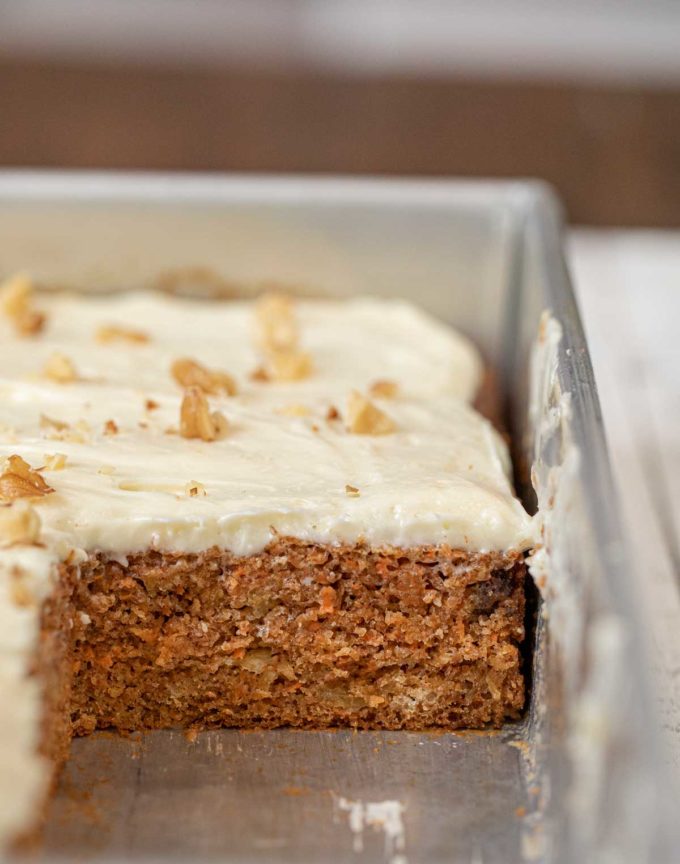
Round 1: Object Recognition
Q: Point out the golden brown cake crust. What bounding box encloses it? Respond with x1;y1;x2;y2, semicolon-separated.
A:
60;539;526;733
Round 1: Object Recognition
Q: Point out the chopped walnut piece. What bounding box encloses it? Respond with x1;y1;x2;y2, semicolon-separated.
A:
118;481;177;493
185;480;207;497
249;365;270;382
43;352;77;383
0;273;31;318
255;292;298;352
277;404;310;418
40;415;90;444
96;324;150;344
345;484;360;497
0;272;46;337
40;414;69;432
346;390;396;435
171;357;237;397
267;349;312;382
43;453;67;471
10;567;37;608
0;501;42;547
0;455;54;500
180;386;228;442
369;379;399;399
16;310;45;336
103;419;119;436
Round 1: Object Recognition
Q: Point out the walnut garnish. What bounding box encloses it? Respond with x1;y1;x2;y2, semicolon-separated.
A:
345;484;360;497
277;404;310;418
185;480;207;497
250;366;270;382
96;324;149;344
0;455;54;500
10;566;37;607
43;453;67;471
43;352;77;383
266;349;312;382
0;273;31;318
0;272;45;336
346;390;396;435
40;414;68;433
179;386;228;442
369;379;398;399
255;292;298;352
171;358;237;397
17;310;45;336
0;501;42;548
103;419;119;436
40;415;90;444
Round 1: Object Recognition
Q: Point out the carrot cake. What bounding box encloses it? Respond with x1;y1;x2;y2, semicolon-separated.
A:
0;275;535;846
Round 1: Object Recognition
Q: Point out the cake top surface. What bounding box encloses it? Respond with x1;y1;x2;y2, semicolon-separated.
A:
0;284;534;568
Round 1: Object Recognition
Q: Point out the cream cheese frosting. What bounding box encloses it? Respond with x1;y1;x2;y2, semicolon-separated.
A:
0;289;534;845
0;292;533;558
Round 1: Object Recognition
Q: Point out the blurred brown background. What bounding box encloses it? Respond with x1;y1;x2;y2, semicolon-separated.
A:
1;0;679;227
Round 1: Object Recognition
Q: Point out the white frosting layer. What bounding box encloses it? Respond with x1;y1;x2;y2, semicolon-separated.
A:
0;292;533;557
0;291;534;844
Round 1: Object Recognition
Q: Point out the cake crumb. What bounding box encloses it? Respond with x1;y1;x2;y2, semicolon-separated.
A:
171;357;237;397
282;785;310;797
345;484;360;497
43;352;78;383
0;455;54;500
96;324;149;344
319;586;337;615
180;386;228;442
326;405;340;421
346;391;396;435
145;399;159;412
103;419;119;436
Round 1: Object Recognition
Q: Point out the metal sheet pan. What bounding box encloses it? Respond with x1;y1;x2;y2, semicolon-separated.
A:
0;172;675;863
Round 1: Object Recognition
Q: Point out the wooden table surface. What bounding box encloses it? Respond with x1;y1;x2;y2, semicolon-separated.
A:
569;230;680;779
